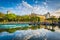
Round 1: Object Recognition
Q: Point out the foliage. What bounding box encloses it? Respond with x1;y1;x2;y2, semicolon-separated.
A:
6;13;16;21
0;12;40;22
0;12;5;22
47;16;58;23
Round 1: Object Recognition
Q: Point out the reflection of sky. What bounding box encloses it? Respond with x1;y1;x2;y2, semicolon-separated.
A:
0;0;60;15
0;29;60;40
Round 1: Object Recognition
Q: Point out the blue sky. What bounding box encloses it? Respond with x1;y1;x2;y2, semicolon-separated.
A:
0;0;60;15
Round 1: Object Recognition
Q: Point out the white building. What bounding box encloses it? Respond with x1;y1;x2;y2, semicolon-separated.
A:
7;11;12;14
45;12;50;18
45;11;60;18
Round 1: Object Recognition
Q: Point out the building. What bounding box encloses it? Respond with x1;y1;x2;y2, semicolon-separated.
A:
37;15;46;22
7;11;12;14
45;12;60;18
30;13;46;22
45;12;50;19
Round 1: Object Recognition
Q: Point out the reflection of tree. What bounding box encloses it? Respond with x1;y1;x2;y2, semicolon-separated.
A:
58;17;60;28
45;25;47;29
51;25;56;31
47;16;57;30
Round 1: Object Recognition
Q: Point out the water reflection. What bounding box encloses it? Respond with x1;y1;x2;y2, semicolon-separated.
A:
0;25;40;33
0;25;60;33
0;25;60;40
0;29;60;40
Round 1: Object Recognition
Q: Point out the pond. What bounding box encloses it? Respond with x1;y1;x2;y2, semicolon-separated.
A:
0;23;29;29
0;24;60;40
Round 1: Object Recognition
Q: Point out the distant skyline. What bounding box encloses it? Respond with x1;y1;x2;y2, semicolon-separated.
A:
0;0;60;15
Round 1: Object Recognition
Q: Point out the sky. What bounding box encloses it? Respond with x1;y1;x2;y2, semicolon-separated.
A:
0;0;60;15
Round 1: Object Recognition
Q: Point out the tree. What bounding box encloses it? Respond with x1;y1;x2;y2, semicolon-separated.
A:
16;15;22;22
6;13;16;21
0;12;5;22
47;16;57;30
22;15;30;22
36;17;40;22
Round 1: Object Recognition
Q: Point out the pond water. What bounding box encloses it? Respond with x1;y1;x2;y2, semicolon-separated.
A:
0;24;60;40
0;29;60;40
0;23;29;29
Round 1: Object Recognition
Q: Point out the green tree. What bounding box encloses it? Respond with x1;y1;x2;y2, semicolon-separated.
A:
16;15;22;22
0;12;5;22
47;16;57;30
6;13;16;21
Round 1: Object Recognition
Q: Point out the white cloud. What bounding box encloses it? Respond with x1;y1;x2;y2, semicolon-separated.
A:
43;2;47;5
32;6;48;15
43;1;48;8
0;1;50;15
52;9;60;13
50;9;60;18
21;1;49;15
22;1;33;9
